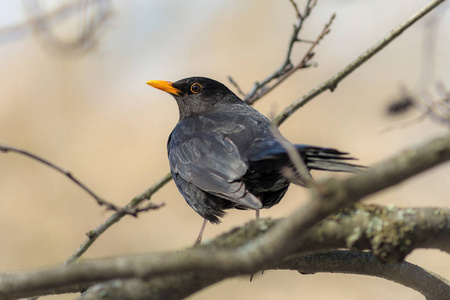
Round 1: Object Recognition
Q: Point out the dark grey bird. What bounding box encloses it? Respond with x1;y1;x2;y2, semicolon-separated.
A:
147;77;362;244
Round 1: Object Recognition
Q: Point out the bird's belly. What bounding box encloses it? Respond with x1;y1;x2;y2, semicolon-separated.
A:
243;169;290;208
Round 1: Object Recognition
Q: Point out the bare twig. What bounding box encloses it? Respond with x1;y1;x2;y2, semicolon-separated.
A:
269;126;315;187
246;13;336;105
0;0;81;41
415;4;447;91
65;172;171;264
0;144;108;208
1;0;111;45
273;0;447;126
289;0;301;18
384;2;448;131
244;0;333;105
3;0;113;53
227;76;246;97
0;143;163;217
380;112;428;133
384;82;450;132
419;83;450;126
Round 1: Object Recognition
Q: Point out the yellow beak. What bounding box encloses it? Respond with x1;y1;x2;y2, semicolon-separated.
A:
146;80;182;96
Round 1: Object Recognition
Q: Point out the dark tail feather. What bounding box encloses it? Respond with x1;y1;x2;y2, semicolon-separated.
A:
248;143;365;174
297;145;365;173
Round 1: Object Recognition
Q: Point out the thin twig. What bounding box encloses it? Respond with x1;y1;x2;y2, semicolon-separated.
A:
0;143;163;217
0;0;82;40
379;112;428;134
289;0;301;19
384;82;450;133
22;0;112;53
273;0;447;126
0;144;109;208
247;13;336;105
269;126;314;187
227;76;246;97
243;0;329;105
0;0;111;47
65;172;171;264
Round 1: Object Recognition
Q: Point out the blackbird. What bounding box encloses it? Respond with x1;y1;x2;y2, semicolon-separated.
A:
147;77;362;244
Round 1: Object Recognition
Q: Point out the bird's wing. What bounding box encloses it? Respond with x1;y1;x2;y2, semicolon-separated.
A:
171;172;227;224
168;130;261;209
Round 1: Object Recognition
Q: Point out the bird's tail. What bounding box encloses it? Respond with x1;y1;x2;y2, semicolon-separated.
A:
297;145;365;173
248;143;365;174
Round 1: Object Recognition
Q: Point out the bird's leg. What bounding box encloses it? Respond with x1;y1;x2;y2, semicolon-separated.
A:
250;199;261;282
252;196;264;280
255;195;262;220
194;218;208;246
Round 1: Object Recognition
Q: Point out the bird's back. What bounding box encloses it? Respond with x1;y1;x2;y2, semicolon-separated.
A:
169;101;273;154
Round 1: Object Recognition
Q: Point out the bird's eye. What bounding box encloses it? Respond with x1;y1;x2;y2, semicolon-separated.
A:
190;83;203;94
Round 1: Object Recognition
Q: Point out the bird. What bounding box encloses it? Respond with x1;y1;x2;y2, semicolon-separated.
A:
147;76;363;244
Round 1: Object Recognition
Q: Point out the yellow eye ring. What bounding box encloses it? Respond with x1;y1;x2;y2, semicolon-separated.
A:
190;83;203;94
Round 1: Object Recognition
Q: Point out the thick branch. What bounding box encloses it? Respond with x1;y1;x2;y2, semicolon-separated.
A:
208;204;450;260
1;132;450;299
77;251;449;300
7;203;449;299
277;251;450;300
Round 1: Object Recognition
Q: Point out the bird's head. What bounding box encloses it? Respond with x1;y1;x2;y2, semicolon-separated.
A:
147;77;239;120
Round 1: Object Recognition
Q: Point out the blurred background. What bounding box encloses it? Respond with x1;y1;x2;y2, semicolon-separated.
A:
0;0;449;299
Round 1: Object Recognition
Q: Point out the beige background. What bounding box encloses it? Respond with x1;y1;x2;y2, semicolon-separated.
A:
0;0;449;299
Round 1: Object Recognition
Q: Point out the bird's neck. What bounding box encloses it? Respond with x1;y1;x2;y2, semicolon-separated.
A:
177;97;242;120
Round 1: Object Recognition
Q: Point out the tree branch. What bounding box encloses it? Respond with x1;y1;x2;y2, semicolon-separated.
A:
0;144;111;211
273;0;447;126
208;204;450;259
243;0;332;105
23;0;112;53
1;132;450;299
276;251;450;300
77;251;450;300
64;173;172;264
0;144;164;217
